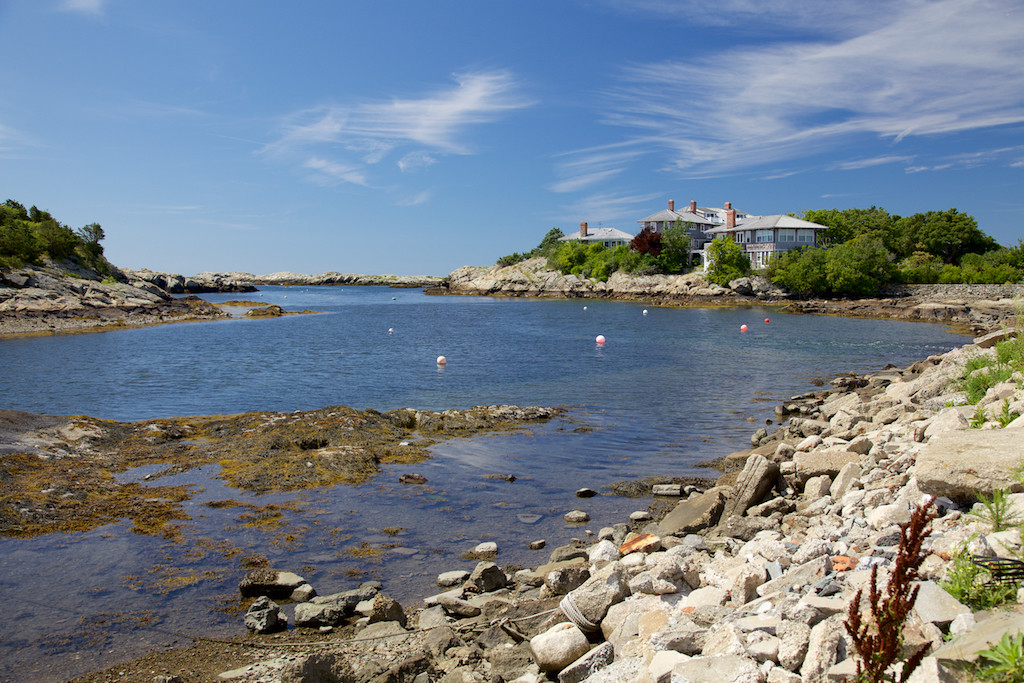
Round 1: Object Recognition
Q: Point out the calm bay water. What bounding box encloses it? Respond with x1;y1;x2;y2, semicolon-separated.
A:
0;287;969;681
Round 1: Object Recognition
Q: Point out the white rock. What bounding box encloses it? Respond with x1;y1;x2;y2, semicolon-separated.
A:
529;622;590;672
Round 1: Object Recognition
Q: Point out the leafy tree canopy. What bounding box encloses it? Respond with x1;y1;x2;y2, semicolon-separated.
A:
0;199;110;273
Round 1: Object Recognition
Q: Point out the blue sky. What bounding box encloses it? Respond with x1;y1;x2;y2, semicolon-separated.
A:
1;0;1022;276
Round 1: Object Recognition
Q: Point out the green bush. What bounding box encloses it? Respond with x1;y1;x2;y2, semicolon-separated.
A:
705;236;751;285
0;199;110;272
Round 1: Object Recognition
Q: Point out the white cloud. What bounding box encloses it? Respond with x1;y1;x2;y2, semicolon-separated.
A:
397;151;437;173
264;70;532;188
553;191;662;224
549;141;650;193
830;155;915;171
396;191;432;206
304;157;369;187
577;0;1024;179
61;0;107;14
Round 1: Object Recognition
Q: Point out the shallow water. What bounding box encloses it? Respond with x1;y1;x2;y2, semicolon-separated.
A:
0;287;969;681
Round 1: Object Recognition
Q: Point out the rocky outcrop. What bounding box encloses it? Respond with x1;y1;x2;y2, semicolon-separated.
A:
249;271;443;288
442;257;755;301
121;268;257;294
0;263;229;335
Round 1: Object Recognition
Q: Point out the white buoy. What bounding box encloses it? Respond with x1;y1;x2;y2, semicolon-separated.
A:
643;309;648;316
583;306;587;310
436;355;447;366
596;335;606;345
392;297;396;300
388;328;393;334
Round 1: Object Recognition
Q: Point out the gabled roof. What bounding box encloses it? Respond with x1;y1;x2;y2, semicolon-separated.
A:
735;214;828;230
638;209;716;225
705;214;827;235
560;227;636;242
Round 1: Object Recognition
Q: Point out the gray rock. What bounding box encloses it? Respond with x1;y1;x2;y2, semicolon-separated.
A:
563;564;629;628
799;614;847;682
830;461;862;500
564;510;590;524
803;475;833;500
435;594;483;618
588;539;620;567
545;564;591;595
368;594;406;627
702;622;749;657
757;556;832;598
915;430;1024;499
244;596;285;634
653;484;683;496
290;583;316;602
238;569;307;599
549;544;588;563
777;620;811;671
911;581;971;628
529;622;590;672
722;454;781;519
658;487;728;536
669;654;763;683
557;641;614;683
437;570;470;587
794;447;860;482
650;618;707;655
467;561;508;592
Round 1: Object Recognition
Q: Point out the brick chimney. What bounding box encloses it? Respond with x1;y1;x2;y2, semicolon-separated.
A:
689;200;697;213
580;221;588;237
668;199;674;212
725;202;736;229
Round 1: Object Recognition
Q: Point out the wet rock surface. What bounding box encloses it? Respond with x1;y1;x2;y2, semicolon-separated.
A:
0;404;559;537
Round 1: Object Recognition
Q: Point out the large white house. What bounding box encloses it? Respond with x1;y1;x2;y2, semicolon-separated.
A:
705;214;829;269
559;221;635;249
638;200;828;269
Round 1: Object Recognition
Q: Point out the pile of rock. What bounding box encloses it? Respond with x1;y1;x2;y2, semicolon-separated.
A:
225;330;1024;683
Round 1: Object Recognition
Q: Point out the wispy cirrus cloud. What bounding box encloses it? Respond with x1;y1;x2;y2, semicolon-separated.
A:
830;155;915;171
60;0;108;14
264;70;532;187
553;191;662;224
556;0;1024;189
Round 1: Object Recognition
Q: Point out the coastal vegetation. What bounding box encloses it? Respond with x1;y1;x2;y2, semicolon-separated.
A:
499;205;1021;294
0;199;113;274
769;207;1024;297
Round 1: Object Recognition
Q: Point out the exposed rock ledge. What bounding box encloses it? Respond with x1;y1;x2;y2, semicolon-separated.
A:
0;263;228;336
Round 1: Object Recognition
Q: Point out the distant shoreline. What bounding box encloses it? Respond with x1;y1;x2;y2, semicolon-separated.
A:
4;261;1022;338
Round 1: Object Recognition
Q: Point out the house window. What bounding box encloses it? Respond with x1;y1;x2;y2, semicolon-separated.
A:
797;229;814;243
778;229;795;242
756;230;773;243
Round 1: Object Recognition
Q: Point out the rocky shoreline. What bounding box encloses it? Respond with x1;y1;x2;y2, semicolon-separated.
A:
64;326;1024;683
438;258;1024;332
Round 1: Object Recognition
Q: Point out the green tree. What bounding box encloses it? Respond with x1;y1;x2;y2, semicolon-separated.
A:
658;218;691;273
896;209;996;263
534;227;564;256
768;246;829;297
706;236;751;286
804;206;898;250
825;235;896;296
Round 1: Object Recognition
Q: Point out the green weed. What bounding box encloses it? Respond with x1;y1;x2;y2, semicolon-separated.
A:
969;490;1023;532
940;549;1018;611
975;630;1024;683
